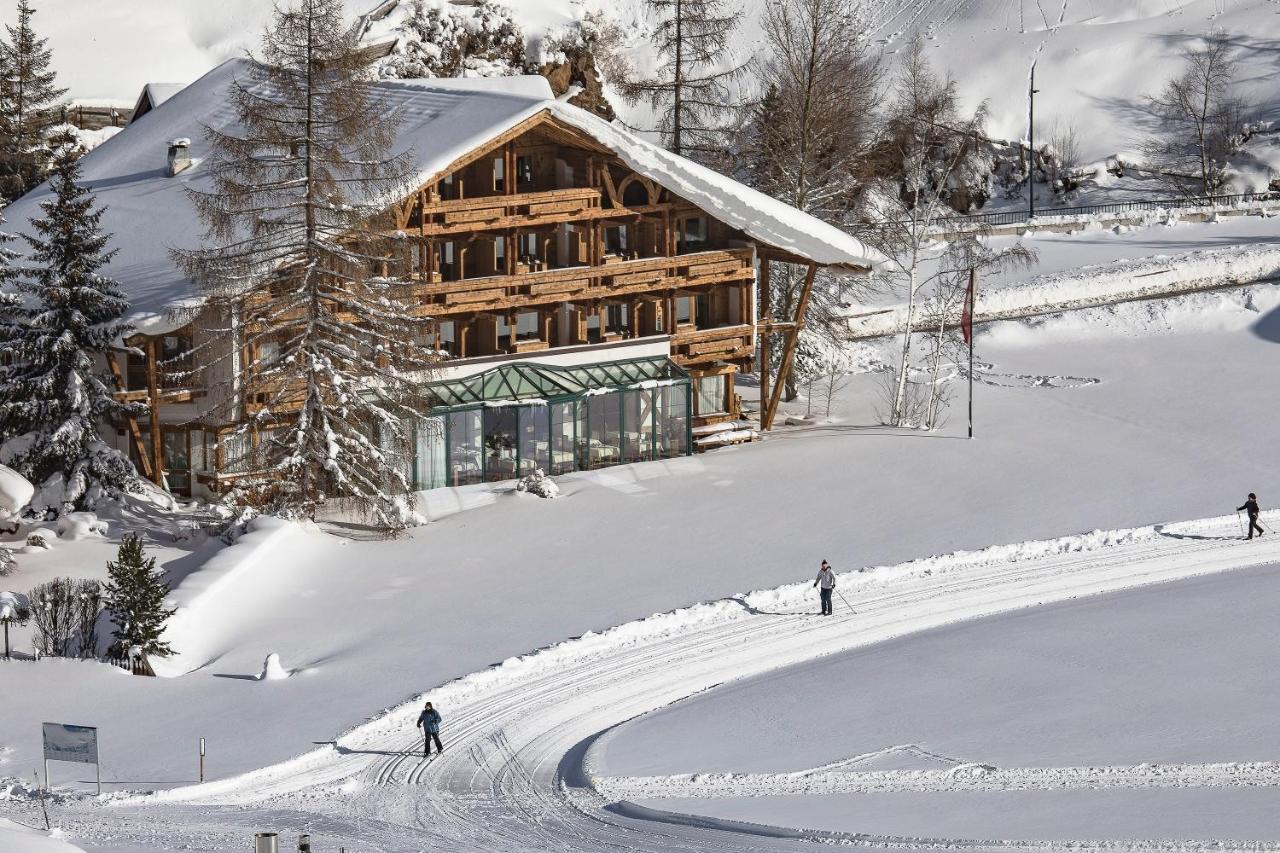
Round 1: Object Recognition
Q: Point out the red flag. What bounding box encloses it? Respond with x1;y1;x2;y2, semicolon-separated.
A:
961;268;976;345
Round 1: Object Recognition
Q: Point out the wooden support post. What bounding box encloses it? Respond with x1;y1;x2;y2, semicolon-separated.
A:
758;259;771;426
763;263;817;431
107;351;152;480
146;337;165;487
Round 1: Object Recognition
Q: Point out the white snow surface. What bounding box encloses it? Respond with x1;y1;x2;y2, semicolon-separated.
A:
0;465;33;518
0;819;86;853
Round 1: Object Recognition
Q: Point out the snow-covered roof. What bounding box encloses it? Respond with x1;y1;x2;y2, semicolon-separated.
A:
1;58;879;336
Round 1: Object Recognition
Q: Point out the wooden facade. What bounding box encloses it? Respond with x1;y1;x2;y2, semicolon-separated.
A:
110;110;835;496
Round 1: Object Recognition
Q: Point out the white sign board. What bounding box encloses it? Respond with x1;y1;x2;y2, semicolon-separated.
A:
42;722;98;765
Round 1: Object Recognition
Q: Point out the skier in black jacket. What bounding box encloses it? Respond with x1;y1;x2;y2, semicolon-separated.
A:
1237;493;1263;539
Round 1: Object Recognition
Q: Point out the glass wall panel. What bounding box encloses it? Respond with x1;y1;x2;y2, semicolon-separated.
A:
656;384;689;458
448;409;483;485
586;392;621;469
482;407;518;481
518;405;550;475
550;402;577;475
415;416;447;490
163;431;190;494
621;390;651;463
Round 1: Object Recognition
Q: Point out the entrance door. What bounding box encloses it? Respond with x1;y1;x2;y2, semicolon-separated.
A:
162;430;190;495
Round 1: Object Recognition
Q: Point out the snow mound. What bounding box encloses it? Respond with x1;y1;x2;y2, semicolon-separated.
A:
0;819;87;853
0;465;33;518
258;653;291;681
24;529;54;550
516;469;560;499
55;512;107;540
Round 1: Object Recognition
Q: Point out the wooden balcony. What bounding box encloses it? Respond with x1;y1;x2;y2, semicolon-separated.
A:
672;324;755;368
410;187;602;236
414;248;755;316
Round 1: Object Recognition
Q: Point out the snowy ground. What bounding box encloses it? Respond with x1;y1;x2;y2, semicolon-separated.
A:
0;278;1277;849
595;562;1280;841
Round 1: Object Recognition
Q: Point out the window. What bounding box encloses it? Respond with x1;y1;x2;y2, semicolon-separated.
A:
516;155;533;185
441;173;456;201
440;241;456;279
585;311;602;344
521;233;539;259
680;216;707;252
675;296;693;325
436;320;456;355
696;374;726;416
415;417;447;490
161;334;189;360
493;156;505;192
604;225;627;254
448;409;483;485
696;292;715;329
495;313;512;345
519;405;550;475
257;340;280;365
605;304;629;336
494;234;505;265
515;312;540;341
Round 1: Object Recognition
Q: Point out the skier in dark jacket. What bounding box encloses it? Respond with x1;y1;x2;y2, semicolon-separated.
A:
1238;493;1264;540
416;701;443;757
813;560;836;616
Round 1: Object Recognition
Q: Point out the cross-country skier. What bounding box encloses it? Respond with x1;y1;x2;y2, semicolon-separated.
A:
416;701;443;757
814;560;836;616
1238;493;1264;540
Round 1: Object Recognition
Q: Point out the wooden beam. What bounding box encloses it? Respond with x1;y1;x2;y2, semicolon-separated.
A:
145;337;165;487
758;258;771;427
763;263;817;431
108;350;152;480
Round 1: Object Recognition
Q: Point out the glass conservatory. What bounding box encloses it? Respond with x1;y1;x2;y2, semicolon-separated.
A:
405;357;693;489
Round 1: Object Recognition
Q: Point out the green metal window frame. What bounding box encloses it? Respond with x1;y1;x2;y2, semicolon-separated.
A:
410;357;694;488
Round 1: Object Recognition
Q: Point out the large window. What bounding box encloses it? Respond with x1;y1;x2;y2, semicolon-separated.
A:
622;390;651;463
585;392;621;470
550;402;577;475
482;407;518;481
515;311;540;342
656;385;689;458
696;374;726;416
675;296;693;325
518;405;550;475
448;409;483;485
415;417;447;490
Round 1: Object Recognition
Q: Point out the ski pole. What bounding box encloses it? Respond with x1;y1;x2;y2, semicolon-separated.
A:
1237;511;1245;537
836;589;856;614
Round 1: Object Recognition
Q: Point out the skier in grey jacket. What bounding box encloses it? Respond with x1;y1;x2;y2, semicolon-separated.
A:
814;560;836;616
416;701;443;757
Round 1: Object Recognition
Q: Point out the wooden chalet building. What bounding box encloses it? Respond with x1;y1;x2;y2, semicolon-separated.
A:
3;63;879;499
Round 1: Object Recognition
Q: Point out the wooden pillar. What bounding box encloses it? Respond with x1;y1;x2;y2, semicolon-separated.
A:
146;337;164;487
758;258;771;423
763;263;817;431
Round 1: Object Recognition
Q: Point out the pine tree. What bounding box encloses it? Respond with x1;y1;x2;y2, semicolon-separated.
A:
622;0;746;163
0;0;67;201
0;133;140;515
103;534;175;659
175;0;439;530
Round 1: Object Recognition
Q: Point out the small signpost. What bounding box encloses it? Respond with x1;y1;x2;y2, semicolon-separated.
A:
42;722;100;794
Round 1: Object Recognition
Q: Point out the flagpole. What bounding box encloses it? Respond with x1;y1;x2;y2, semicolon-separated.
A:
968;267;976;439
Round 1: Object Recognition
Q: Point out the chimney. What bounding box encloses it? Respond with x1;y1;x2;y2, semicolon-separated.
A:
167;138;192;177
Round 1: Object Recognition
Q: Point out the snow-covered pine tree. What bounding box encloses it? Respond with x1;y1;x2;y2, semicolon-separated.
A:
747;0;880;401
378;0;524;80
103;533;175;660
0;133;140;515
175;0;438;530
623;0;746;163
0;0;67;202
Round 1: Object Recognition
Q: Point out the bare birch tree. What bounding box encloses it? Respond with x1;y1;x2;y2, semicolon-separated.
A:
175;0;438;530
623;0;746;162
1143;31;1247;196
862;38;994;426
747;0;880;400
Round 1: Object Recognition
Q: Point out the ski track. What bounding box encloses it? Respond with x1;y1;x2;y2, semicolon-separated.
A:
28;513;1280;852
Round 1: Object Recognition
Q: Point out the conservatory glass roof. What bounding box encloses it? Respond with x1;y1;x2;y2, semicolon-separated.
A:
425;356;690;409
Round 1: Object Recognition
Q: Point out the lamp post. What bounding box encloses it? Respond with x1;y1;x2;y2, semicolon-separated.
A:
1029;61;1040;220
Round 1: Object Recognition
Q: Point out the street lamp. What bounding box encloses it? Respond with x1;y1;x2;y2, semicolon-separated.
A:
1029;61;1041;220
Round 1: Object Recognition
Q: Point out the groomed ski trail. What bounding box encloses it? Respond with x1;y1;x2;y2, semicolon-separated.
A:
80;513;1280;851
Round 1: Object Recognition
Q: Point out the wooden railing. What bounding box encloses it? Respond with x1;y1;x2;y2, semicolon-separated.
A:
408;187;603;236
672;324;754;368
414;248;755;316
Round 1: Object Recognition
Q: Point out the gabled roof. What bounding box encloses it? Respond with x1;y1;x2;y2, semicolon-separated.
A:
1;59;881;336
130;82;188;124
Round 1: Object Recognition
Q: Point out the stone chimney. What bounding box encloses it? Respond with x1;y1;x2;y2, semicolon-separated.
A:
167;138;192;177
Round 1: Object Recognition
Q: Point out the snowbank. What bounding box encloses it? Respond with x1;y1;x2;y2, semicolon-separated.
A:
0;465;33;518
0;819;86;853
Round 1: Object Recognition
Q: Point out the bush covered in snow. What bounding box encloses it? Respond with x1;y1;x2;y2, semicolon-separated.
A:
516;468;559;499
